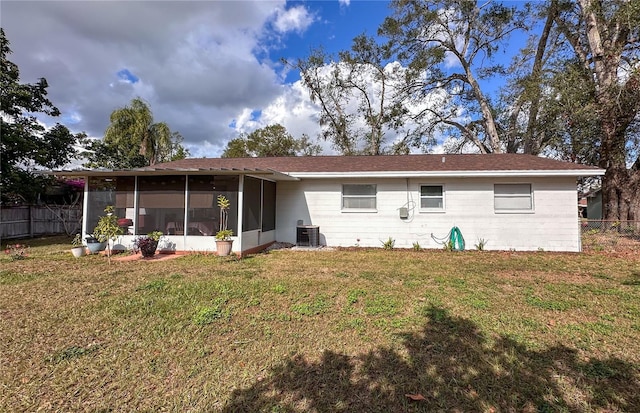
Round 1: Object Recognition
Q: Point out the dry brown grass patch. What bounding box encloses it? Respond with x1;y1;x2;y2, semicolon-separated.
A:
1;236;639;412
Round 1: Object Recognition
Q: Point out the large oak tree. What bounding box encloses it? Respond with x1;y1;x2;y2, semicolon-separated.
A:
553;0;640;221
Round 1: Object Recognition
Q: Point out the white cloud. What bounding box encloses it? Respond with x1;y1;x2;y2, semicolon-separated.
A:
273;5;316;34
2;0;454;160
1;0;309;157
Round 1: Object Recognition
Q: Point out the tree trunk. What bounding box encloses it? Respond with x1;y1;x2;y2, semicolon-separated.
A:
601;166;640;229
573;0;640;223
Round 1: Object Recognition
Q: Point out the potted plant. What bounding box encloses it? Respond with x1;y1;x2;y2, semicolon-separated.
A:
92;205;124;263
85;234;106;254
215;195;234;256
70;234;86;258
135;231;163;258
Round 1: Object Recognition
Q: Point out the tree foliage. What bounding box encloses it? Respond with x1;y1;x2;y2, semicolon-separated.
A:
380;0;530;154
222;124;321;158
551;0;640;221
85;97;188;169
288;35;410;155
0;28;83;204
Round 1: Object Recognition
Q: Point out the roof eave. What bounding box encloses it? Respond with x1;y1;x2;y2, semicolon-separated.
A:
44;167;300;181
287;169;606;179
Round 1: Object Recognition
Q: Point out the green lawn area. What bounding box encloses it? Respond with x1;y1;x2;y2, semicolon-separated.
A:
2;236;639;412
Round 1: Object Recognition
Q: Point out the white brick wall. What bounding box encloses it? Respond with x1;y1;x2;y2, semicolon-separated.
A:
276;176;580;252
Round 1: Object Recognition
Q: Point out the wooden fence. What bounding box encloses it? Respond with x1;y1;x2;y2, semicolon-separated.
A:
0;205;82;241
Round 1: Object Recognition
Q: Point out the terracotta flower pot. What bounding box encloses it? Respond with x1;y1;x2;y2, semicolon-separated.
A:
215;240;233;256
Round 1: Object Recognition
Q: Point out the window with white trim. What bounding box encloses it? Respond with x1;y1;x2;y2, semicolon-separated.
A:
420;185;444;211
494;184;533;211
342;184;376;210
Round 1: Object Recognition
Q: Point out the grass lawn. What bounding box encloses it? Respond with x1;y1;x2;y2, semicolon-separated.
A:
1;236;639;412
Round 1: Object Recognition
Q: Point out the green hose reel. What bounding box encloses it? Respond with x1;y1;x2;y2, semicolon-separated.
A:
431;226;465;251
448;226;465;251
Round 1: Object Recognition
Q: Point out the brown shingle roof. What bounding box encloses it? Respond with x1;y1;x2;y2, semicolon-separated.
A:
149;154;601;173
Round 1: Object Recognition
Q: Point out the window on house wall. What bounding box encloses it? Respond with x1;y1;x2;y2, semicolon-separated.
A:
342;184;377;210
420;185;444;211
494;184;533;211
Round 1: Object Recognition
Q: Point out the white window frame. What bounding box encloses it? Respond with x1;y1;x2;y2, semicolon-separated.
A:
419;184;445;212
341;184;377;212
494;183;534;213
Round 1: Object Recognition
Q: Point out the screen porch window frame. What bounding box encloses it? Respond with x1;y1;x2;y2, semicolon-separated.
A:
341;184;377;212
494;183;534;212
419;184;445;212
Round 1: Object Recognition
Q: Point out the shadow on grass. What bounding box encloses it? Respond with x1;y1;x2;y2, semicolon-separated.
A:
222;307;639;412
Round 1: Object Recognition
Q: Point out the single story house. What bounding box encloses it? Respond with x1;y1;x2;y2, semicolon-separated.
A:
54;154;604;254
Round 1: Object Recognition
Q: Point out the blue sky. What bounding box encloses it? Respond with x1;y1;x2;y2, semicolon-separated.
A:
1;0;525;160
276;1;392;77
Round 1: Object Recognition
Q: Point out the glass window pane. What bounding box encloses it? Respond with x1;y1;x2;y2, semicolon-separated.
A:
343;184;376;196
495;196;532;210
421;198;443;209
494;184;532;210
421;185;443;197
342;184;376;210
420;185;444;209
343;196;376;209
494;184;530;196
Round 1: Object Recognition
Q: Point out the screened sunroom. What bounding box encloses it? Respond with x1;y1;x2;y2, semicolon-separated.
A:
77;171;281;255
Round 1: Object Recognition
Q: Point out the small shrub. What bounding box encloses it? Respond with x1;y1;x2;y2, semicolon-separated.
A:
147;231;163;241
412;241;422;251
71;234;83;247
381;237;395;250
4;244;29;260
443;240;455;251
474;238;488;251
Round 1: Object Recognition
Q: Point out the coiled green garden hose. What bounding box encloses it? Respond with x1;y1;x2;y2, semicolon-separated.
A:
449;226;465;251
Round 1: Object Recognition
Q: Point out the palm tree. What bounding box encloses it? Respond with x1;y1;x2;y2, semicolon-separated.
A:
104;97;172;166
